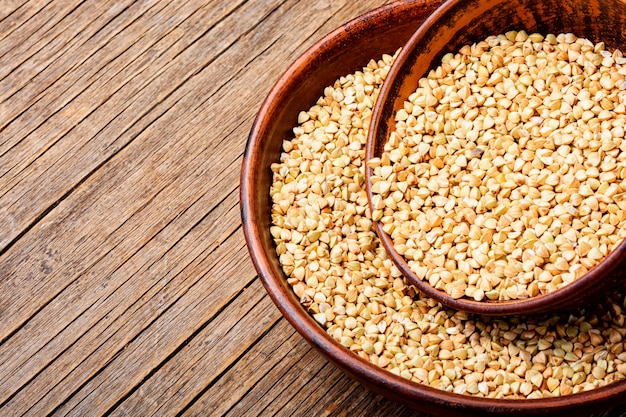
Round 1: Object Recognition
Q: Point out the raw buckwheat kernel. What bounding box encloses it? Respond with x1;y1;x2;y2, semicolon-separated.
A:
270;34;626;400
369;31;626;302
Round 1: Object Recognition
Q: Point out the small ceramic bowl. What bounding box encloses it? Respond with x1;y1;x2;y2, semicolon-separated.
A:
366;0;626;316
242;0;626;415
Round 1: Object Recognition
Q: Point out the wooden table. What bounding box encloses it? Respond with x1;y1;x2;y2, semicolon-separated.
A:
1;1;625;416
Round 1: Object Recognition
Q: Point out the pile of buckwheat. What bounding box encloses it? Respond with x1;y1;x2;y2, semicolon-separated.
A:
369;31;626;302
270;32;626;399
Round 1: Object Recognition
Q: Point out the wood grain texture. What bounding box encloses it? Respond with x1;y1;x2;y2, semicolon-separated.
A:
0;0;625;416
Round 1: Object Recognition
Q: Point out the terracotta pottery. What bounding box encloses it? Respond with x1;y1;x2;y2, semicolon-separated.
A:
241;0;626;414
366;0;626;316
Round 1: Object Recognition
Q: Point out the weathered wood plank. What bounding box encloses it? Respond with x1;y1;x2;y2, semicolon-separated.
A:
0;0;40;36
46;238;255;417
342;392;425;417
179;319;309;417
0;0;249;249
0;87;247;415
16;231;253;417
0;187;243;412
0;0;283;336
0;0;245;237
248;356;353;417
0;0;163;132
272;364;361;416
0;0;229;142
107;284;283;416
0;0;101;82
223;333;332;417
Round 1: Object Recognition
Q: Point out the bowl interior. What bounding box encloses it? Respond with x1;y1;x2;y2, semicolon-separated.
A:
367;0;626;315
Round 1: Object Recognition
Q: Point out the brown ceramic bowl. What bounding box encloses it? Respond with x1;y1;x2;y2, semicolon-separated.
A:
366;0;626;316
241;0;626;415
